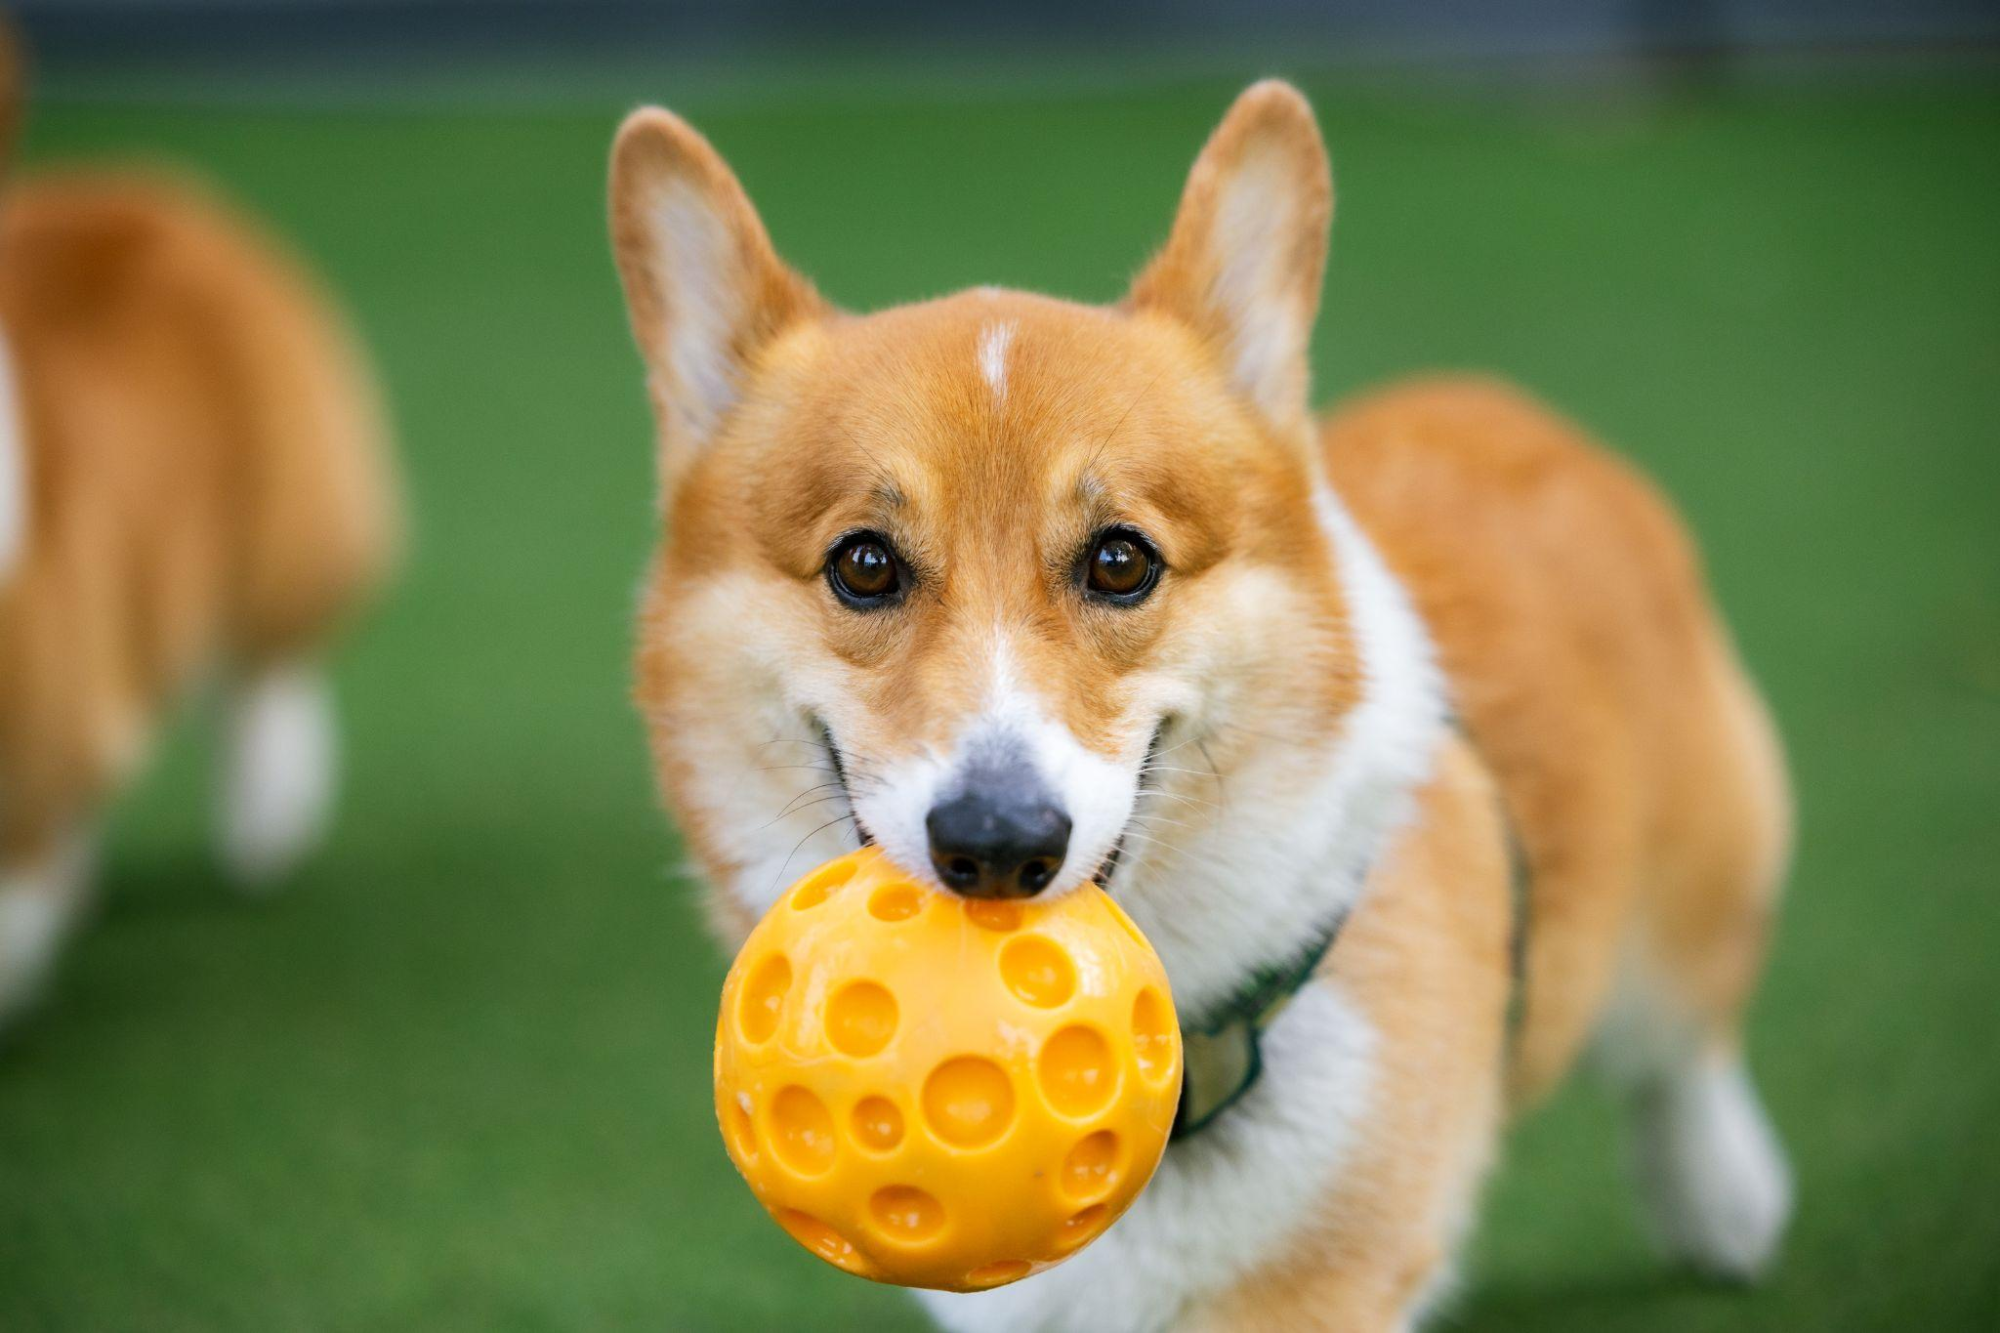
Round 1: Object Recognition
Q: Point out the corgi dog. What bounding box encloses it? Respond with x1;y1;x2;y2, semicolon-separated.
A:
608;81;1791;1330
0;41;398;1028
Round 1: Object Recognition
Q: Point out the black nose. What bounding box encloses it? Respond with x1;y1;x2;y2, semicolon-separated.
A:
926;787;1072;899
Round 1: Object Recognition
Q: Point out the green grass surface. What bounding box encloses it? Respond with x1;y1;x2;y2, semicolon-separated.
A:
2;68;1997;1331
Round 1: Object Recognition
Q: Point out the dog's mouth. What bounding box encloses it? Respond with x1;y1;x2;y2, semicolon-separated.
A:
814;717;874;849
1094;718;1169;890
1091;842;1124;889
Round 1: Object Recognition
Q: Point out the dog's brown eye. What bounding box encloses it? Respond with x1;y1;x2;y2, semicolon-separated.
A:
1084;528;1160;603
828;534;901;606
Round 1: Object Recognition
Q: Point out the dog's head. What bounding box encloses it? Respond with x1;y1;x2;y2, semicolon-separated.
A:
611;83;1410;997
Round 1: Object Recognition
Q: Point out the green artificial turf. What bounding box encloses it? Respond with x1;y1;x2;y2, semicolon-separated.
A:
2;65;1996;1332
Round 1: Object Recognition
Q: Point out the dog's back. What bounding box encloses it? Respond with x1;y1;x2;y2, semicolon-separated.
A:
1325;377;1793;1285
1326;376;1789;1101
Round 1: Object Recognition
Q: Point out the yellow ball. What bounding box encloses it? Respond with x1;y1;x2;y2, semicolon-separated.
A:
713;846;1182;1292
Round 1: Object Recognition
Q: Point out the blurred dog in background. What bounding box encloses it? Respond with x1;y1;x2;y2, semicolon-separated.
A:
0;29;399;1030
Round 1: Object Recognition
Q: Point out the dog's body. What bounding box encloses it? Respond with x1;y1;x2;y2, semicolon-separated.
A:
610;83;1789;1330
0;163;397;1024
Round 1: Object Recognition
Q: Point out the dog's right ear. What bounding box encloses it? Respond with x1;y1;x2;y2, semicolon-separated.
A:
609;108;821;488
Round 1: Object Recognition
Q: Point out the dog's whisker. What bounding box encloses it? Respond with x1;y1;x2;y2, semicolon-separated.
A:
749;736;833;752
1193;737;1229;813
766;813;860;898
1143;784;1221;805
749;794;853;836
1137;783;1222;812
771;782;846;819
1144;734;1207;762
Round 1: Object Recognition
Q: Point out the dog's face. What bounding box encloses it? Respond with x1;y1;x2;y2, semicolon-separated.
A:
612;84;1366;970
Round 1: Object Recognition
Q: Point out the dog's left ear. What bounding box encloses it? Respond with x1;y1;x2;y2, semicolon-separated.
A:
609;107;823;489
1128;81;1331;428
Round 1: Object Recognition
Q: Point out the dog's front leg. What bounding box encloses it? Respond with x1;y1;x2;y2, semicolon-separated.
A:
1174;739;1516;1333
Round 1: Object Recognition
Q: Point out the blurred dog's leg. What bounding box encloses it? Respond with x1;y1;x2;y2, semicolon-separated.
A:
0;834;92;1029
1593;640;1792;1282
1600;985;1792;1281
217;663;336;890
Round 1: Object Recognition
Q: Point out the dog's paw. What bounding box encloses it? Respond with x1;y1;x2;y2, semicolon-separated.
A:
219;665;336;890
0;857;88;1032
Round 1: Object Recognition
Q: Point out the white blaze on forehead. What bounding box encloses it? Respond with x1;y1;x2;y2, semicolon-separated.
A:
0;327;25;585
977;321;1014;402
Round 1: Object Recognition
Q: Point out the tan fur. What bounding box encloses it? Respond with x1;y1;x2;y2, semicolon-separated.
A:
1323;377;1789;1102
0;165;397;866
1180;381;1791;1325
610;80;1788;1328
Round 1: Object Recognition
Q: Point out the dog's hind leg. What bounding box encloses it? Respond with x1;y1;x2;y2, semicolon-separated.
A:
0;831;93;1031
1597;653;1793;1281
1598;972;1791;1281
216;662;337;890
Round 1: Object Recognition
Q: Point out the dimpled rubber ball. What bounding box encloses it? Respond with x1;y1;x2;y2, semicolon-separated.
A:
713;846;1182;1292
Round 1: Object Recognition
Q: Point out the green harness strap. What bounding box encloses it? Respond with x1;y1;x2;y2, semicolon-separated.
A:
1171;913;1346;1140
1170;722;1531;1142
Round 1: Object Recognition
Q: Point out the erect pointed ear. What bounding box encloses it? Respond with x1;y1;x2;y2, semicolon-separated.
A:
609;107;821;484
1128;81;1332;427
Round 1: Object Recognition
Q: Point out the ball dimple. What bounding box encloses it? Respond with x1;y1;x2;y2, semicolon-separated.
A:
1132;986;1175;1086
1056;1204;1109;1251
868;884;923;922
852;1096;905;1153
922;1056;1017;1149
770;1085;837;1176
966;1259;1032;1287
869;1185;947;1244
790;858;857;910
999;935;1076;1009
779;1209;872;1276
1061;1130;1121;1202
738;953;791;1045
964;899;1023;932
826;981;899;1057
1039;1025;1118;1118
